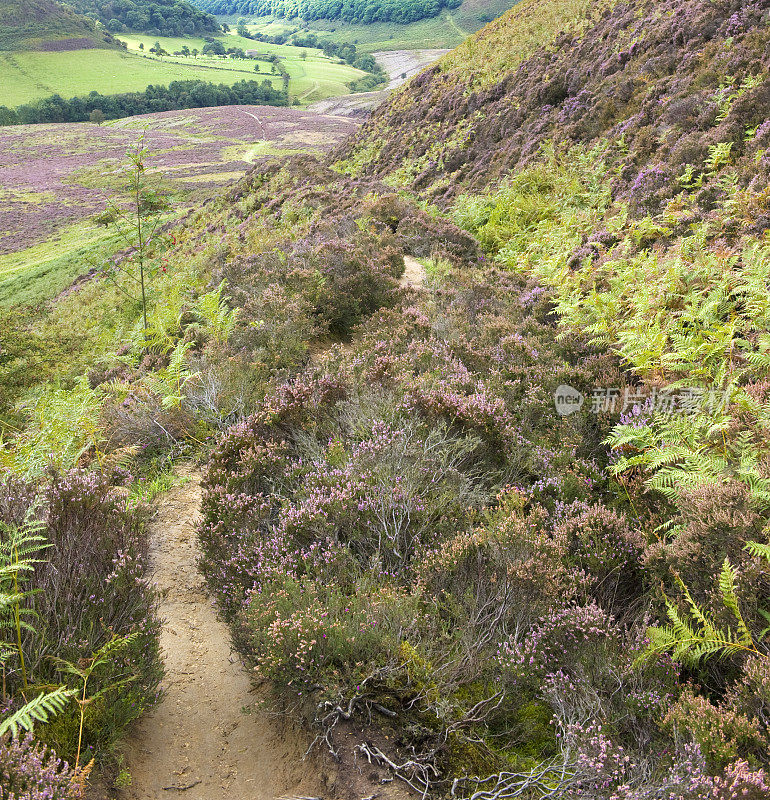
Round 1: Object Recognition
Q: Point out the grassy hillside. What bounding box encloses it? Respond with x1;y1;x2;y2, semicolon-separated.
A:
0;0;118;50
227;0;518;51
302;9;474;50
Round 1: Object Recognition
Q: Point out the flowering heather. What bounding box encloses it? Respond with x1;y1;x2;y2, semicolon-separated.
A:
187;105;770;789
0;106;358;255
191;159;661;785
0;470;162;764
0;734;80;800
5;0;767;790
336;0;770;216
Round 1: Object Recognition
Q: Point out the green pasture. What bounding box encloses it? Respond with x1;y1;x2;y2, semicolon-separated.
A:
0;48;268;106
118;30;322;58
234;0;515;51
0;35;363;106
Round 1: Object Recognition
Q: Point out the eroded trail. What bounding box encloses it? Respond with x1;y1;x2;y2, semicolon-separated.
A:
123;466;326;800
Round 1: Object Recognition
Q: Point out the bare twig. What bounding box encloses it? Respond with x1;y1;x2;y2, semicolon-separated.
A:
162;780;202;791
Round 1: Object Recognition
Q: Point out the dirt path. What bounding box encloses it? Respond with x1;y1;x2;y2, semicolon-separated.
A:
307;50;448;117
122;466;327;800
400;255;428;289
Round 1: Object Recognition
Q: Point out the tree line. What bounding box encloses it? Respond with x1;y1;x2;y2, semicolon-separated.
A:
67;0;220;36
0;79;287;126
191;0;461;25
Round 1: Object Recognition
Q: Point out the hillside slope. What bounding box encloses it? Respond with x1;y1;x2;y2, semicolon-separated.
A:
336;0;770;207
0;0;118;50
4;0;770;796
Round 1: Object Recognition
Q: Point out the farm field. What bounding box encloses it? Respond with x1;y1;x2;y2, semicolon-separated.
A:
117;35;367;102
234;0;517;50
119;30;315;58
0;36;364;107
0;104;359;305
0;48;267;106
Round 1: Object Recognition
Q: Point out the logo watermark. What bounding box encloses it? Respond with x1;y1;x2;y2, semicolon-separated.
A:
554;384;584;416
554;385;730;416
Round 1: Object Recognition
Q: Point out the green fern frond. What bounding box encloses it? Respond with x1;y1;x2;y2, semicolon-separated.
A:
745;541;770;565
718;558;753;646
0;687;74;738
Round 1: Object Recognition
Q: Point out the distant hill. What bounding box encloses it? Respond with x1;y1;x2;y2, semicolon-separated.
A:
0;0;118;50
64;0;220;36
192;0;461;25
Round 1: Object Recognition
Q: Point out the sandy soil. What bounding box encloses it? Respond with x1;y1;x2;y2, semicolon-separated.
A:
120;466;329;800
400;255;428;289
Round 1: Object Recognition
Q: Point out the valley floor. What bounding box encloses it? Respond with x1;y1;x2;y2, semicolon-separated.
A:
309;48;448;116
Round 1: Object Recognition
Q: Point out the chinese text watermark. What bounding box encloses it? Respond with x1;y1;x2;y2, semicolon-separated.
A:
554;384;730;417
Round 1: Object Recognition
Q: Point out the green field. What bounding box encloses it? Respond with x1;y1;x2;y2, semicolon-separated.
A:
117;32;365;102
230;0;517;51
119;30;321;58
0;34;363;107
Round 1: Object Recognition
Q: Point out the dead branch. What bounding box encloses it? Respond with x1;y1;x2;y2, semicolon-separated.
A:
355;741;439;799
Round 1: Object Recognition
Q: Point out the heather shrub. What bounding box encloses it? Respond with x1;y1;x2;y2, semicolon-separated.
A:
100;387;194;454
200;381;498;620
644;482;769;635
415;489;581;669
236;575;419;687
663;688;770;772
0;471;162;765
214;217;402;362
294;236;401;337
499;603;680;754
727;656;770;742
553;501;645;618
499;603;620;689
647;482;764;575
0;733;81;800
183;348;266;428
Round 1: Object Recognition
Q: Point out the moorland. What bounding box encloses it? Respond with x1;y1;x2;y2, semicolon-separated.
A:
3;0;770;799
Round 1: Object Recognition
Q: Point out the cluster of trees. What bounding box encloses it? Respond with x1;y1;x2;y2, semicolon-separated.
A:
0;79;287;126
235;26;296;44
67;0;220;35
291;30;375;70
191;0;460;24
